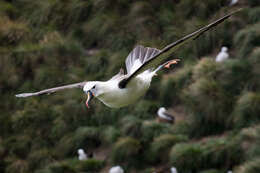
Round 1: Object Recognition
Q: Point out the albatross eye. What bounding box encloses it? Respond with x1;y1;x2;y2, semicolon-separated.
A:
92;85;96;89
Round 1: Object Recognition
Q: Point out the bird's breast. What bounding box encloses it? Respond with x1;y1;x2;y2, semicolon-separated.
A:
97;75;152;108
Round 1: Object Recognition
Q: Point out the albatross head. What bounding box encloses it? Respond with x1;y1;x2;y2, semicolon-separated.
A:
83;81;106;108
221;46;228;52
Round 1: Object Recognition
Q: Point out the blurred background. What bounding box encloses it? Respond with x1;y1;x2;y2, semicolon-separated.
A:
0;0;260;173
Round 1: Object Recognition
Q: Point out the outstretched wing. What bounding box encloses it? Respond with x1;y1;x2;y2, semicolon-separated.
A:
125;45;160;74
119;9;241;88
15;82;86;98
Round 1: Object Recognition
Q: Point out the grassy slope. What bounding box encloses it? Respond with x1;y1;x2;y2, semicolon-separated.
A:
0;0;260;173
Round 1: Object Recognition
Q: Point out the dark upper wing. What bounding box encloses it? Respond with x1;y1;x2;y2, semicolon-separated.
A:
15;82;86;97
125;45;160;74
119;9;241;88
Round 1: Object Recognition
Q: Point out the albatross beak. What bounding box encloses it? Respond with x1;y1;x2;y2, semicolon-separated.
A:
86;91;94;108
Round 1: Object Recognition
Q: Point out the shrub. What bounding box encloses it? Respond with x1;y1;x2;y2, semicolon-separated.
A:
170;143;203;172
149;134;188;162
192;58;217;80
232;92;260;128
27;148;52;171
112;137;141;164
201;137;243;169
120;116;142;138
4;135;31;159
47;161;76;173
234;23;260;58
248;47;260;90
141;121;173;143
199;169;222;173
248;7;260;24
160;64;193;106
182;77;231;137
76;159;105;172
216;59;252;96
248;0;260;7
235;158;260;173
6;159;29;173
170;136;243;172
0;16;29;46
100;126;121;144
55;127;101;158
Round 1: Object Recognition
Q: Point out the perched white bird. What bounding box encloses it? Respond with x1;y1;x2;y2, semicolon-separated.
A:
171;167;178;173
15;11;240;109
77;149;88;161
109;166;124;173
157;107;175;123
230;0;238;6
216;46;229;62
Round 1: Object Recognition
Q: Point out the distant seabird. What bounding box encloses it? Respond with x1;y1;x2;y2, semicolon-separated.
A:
78;149;88;161
157;107;175;124
230;0;238;6
216;46;229;62
109;166;124;173
171;167;178;173
15;10;240;109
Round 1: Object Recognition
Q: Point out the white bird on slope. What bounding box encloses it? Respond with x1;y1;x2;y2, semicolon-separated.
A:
77;148;88;161
171;167;178;173
15;10;240;108
157;107;175;124
230;0;238;6
109;166;124;173
216;46;229;62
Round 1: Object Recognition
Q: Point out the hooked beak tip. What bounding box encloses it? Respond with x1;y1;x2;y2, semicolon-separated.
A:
86;91;94;109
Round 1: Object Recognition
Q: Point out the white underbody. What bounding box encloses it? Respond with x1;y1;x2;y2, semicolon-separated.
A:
97;71;154;108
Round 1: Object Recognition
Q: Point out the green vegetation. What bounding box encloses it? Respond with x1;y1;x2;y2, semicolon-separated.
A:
1;0;260;172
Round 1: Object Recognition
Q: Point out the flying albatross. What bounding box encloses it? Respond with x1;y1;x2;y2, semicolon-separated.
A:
16;10;240;108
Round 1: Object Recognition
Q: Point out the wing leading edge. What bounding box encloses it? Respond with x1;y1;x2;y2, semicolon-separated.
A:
119;9;242;88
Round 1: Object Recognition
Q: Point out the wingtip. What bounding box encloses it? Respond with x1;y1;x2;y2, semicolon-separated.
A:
15;93;33;98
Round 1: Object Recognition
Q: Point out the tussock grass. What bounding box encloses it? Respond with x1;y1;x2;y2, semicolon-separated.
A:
6;159;29;173
248;7;260;24
183;77;231;136
235;158;260;173
100;126;121;144
112;137;141;166
148;134;188;163
160;63;193;106
199;169;221;173
170;136;243;172
141;121;173;143
234;23;260;58
0;16;29;46
170;143;203;172
232;92;260;128
27;148;52;171
120;116;142;138
76;159;105;172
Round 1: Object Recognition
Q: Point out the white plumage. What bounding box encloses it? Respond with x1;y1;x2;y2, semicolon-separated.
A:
171;167;178;173
230;0;238;6
157;107;175;123
216;46;229;62
109;166;124;173
77;149;88;161
15;11;239;109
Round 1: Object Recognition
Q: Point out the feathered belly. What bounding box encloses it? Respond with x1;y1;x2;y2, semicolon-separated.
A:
97;76;151;108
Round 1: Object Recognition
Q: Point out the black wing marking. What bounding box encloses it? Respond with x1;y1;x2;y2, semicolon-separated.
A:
119;9;241;88
15;82;87;97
